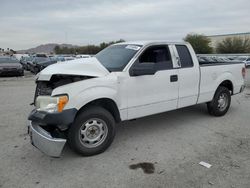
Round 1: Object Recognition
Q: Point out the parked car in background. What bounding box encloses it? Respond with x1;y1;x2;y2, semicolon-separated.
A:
33;59;57;74
198;56;216;64
243;58;250;67
53;56;65;62
0;56;24;76
14;54;29;61
64;56;75;61
235;57;248;64
28;57;50;73
198;56;249;66
198;56;236;64
228;57;237;61
76;54;91;58
215;57;231;62
197;56;207;63
35;54;47;58
20;56;34;70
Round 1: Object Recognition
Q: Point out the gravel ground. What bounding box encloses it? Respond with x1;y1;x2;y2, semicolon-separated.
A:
0;69;250;188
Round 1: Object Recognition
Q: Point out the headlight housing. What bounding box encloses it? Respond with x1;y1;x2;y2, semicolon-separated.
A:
35;95;68;113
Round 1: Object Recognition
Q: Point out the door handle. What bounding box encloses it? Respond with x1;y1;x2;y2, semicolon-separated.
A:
170;75;178;82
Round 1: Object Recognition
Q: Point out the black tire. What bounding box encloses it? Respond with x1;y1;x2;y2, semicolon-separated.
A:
34;67;39;74
20;70;24;76
207;86;231;116
68;106;116;156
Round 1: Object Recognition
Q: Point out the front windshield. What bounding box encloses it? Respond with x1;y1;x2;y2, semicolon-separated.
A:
33;57;49;63
26;57;33;61
96;44;142;72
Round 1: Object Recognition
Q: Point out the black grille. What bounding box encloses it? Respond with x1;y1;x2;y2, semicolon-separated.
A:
34;82;53;103
33;74;92;104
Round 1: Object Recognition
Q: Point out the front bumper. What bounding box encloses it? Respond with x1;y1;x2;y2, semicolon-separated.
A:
28;108;77;130
0;68;23;76
28;121;66;157
28;108;77;157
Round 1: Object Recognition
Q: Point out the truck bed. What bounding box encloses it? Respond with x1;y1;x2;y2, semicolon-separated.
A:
197;61;245;104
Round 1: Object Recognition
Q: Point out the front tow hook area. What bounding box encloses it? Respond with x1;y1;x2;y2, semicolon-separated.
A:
28;121;66;157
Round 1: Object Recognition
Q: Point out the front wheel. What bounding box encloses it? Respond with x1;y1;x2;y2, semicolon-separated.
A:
207;86;231;116
68;106;116;156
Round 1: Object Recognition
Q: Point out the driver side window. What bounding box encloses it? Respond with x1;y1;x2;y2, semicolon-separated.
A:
139;45;173;70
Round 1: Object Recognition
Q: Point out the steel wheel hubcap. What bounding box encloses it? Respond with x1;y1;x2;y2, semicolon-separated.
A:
79;118;108;148
218;93;228;111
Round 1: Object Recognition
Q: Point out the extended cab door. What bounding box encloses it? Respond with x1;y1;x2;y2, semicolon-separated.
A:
126;45;179;119
173;44;200;108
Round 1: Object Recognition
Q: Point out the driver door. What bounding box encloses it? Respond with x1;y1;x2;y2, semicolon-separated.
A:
125;45;179;119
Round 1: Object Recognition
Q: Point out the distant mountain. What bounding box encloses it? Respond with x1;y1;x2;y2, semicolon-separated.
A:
17;43;78;54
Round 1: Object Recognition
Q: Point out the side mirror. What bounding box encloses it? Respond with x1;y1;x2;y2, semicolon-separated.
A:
130;62;156;76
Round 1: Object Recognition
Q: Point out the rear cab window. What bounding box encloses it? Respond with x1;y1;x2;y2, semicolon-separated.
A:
176;45;194;68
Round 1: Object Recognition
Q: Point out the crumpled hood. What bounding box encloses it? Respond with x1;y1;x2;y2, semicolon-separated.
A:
38;57;109;81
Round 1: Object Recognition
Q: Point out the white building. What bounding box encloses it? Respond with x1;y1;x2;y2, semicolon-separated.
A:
206;32;250;48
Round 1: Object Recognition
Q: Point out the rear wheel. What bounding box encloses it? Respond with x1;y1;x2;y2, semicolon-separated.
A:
68;106;116;156
207;86;231;116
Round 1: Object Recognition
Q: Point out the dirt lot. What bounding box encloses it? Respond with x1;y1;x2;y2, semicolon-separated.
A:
0;69;250;188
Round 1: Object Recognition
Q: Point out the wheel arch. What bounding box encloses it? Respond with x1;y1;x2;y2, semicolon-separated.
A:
76;98;121;123
217;80;234;95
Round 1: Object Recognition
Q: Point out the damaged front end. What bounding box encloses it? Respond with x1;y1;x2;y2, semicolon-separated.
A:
28;121;67;157
34;74;93;102
28;58;110;157
28;74;92;157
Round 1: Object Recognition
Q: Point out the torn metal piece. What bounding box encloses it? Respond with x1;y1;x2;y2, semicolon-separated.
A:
199;161;212;168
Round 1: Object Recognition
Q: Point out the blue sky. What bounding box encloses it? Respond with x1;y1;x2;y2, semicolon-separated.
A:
0;0;250;50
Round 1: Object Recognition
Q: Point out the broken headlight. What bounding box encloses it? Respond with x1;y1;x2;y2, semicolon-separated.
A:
35;95;68;113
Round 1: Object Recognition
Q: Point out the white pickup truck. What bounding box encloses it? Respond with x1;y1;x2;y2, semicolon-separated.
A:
28;41;246;157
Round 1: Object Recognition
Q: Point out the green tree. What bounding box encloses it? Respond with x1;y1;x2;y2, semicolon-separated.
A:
54;45;61;54
184;33;213;54
216;37;250;53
